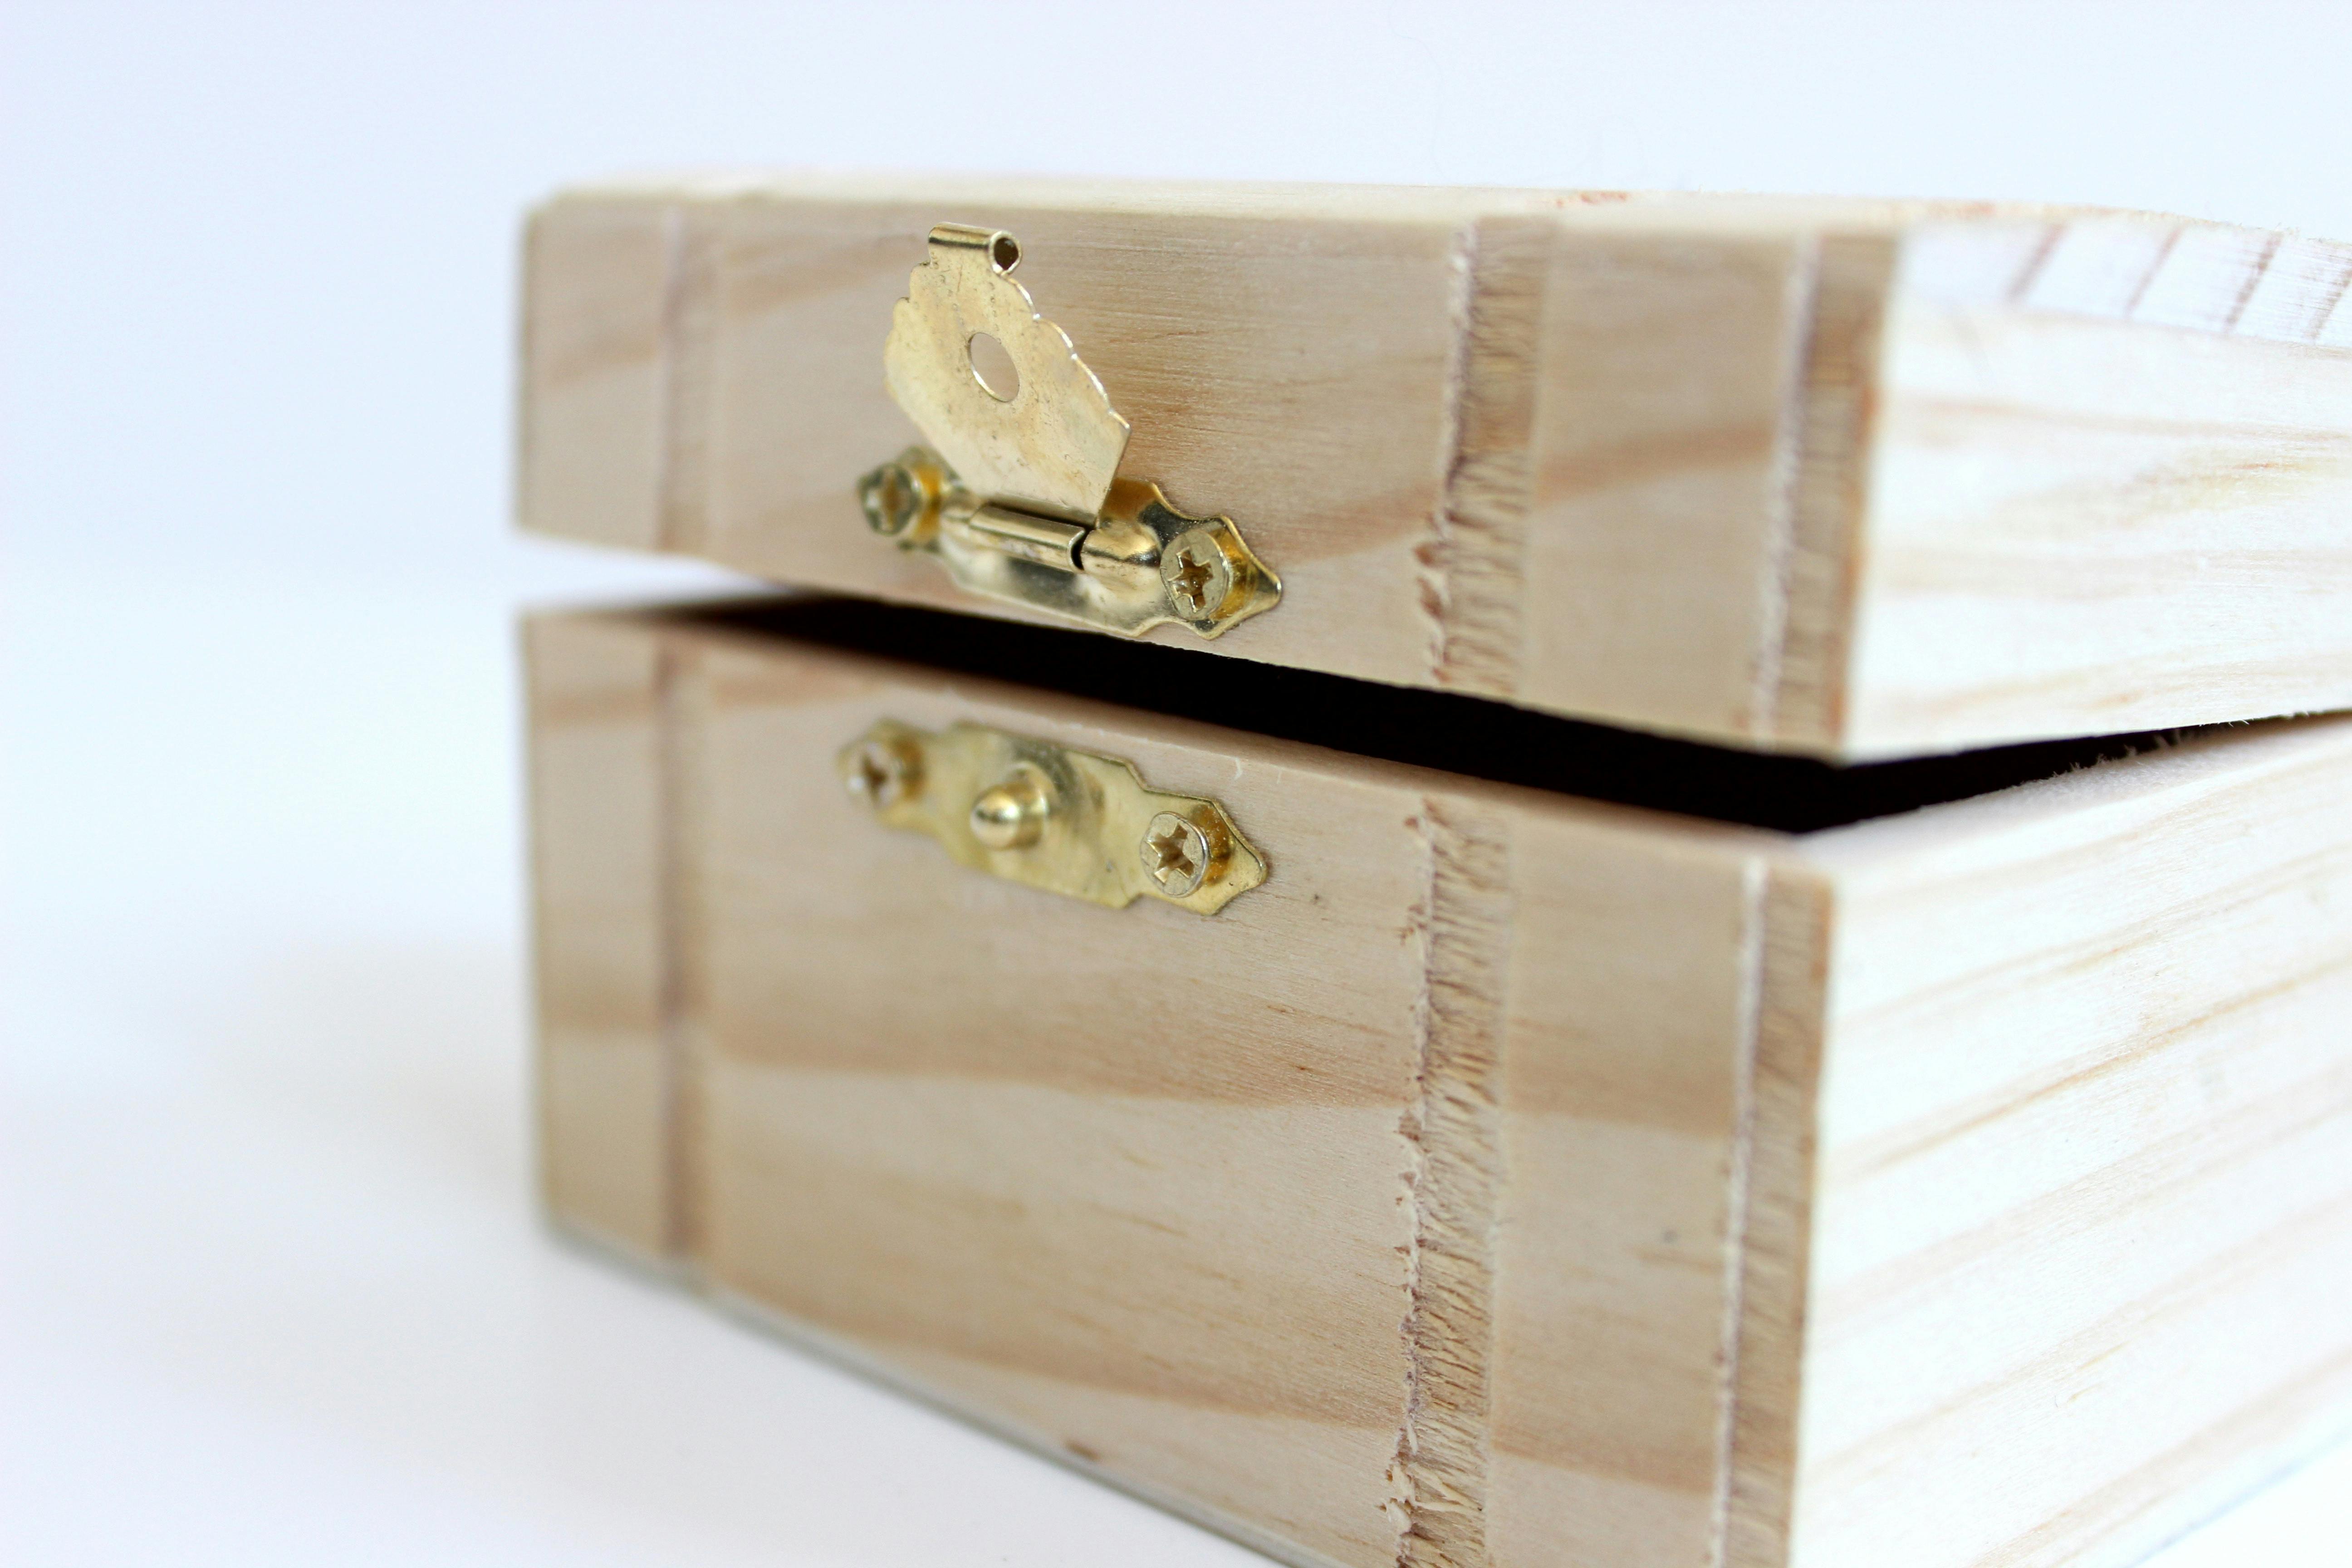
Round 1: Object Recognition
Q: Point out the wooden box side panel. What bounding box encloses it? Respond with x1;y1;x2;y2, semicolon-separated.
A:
524;613;678;1260
1847;219;2352;755
522;187;1482;694
1793;717;2352;1568
517;202;673;554
725;198;1499;695
1486;818;1777;1568
1512;227;1812;745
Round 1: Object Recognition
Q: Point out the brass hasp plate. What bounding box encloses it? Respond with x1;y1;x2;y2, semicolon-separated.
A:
856;225;1281;640
838;720;1269;915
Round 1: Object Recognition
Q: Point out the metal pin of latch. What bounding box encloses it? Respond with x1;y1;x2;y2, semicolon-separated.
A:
855;224;1282;640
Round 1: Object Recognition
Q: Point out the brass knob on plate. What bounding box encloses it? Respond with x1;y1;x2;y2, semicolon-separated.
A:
969;767;1052;850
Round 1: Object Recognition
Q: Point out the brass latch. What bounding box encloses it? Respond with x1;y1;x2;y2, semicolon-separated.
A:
855;225;1281;640
838;720;1269;915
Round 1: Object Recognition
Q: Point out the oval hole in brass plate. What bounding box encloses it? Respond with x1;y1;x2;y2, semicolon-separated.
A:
966;331;1020;402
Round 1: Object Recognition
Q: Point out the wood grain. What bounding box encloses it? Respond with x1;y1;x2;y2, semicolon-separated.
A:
1788;720;2352;1566
1850;220;2352;754
519;175;2352;758
526;603;2352;1568
1511;223;1811;742
1486;820;1783;1568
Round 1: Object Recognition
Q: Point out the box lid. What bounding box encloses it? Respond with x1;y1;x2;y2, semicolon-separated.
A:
517;172;2352;760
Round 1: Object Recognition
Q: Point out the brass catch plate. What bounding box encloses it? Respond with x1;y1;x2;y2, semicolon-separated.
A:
838;720;1268;915
856;225;1281;640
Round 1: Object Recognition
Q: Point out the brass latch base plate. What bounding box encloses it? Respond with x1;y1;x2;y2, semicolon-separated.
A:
839;720;1269;915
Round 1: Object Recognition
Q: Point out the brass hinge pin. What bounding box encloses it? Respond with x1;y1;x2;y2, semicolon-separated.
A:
967;504;1091;573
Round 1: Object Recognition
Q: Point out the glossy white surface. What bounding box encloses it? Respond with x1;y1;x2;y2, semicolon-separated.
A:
4;2;2347;1561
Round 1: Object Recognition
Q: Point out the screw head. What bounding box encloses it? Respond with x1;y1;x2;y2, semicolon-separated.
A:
969;768;1051;850
1140;811;1213;898
843;736;921;809
858;459;926;538
1159;526;1239;622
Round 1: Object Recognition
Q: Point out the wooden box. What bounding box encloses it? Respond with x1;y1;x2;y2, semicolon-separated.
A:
526;598;2352;1568
519;175;2352;1567
517;175;2352;760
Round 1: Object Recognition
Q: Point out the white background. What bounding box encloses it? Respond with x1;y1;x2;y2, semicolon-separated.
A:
3;2;2347;1562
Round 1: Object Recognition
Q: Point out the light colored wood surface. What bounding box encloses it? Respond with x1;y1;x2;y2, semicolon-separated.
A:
524;614;673;1259
525;604;2352;1568
518;175;2352;759
1787;720;2352;1567
1485;821;1775;1568
1849;220;2352;753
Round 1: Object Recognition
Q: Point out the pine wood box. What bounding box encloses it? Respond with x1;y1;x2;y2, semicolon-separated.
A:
527;600;2352;1568
519;177;2352;1568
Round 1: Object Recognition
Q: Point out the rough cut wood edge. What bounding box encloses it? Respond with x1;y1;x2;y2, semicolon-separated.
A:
657;206;722;558
653;635;710;1266
1705;860;1771;1559
1390;800;1515;1567
1420;218;1548;699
